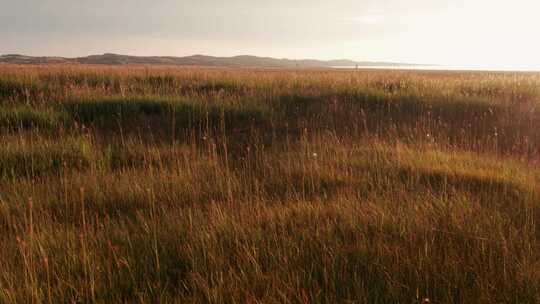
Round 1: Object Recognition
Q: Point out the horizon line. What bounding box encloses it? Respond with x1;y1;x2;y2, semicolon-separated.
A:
0;52;432;66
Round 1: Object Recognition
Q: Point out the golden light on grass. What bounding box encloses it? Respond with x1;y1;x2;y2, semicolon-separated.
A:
0;64;539;303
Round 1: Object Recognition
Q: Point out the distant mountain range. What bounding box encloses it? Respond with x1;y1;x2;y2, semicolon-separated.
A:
0;53;425;68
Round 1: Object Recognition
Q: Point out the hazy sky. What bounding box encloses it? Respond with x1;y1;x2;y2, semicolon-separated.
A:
2;0;539;69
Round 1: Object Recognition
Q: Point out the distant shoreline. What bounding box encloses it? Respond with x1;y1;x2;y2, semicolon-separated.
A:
333;65;540;73
1;54;537;72
0;53;424;69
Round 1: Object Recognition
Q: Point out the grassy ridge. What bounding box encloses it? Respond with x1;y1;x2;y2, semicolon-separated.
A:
1;65;540;303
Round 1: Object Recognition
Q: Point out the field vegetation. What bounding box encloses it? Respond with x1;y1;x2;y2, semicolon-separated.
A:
1;64;540;303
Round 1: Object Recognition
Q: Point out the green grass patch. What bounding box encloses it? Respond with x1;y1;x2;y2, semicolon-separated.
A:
0;106;70;130
63;96;271;131
0;136;93;178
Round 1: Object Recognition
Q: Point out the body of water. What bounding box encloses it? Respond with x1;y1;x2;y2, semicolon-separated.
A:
333;65;540;72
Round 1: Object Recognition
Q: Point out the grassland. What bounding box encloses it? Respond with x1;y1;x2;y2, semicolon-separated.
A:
1;64;540;303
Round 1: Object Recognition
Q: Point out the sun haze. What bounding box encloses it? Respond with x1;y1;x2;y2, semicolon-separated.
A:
1;0;539;70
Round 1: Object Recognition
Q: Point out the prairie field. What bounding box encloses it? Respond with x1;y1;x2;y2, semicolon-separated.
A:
1;64;540;303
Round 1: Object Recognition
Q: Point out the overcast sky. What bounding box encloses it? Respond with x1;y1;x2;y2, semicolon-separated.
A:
2;0;539;69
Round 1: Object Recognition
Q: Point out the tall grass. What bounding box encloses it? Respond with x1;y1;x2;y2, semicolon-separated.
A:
0;64;540;303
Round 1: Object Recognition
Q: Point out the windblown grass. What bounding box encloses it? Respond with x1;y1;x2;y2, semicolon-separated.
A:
0;64;540;303
0;135;93;178
0;106;70;131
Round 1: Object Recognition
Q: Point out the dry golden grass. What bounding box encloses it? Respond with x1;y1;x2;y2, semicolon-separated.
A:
1;64;540;303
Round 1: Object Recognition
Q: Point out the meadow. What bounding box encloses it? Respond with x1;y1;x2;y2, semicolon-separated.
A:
1;64;540;303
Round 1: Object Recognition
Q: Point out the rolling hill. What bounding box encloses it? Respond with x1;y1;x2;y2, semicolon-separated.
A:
0;53;423;68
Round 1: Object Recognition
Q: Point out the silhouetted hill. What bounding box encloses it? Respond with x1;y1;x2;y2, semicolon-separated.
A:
0;54;71;64
0;53;424;68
